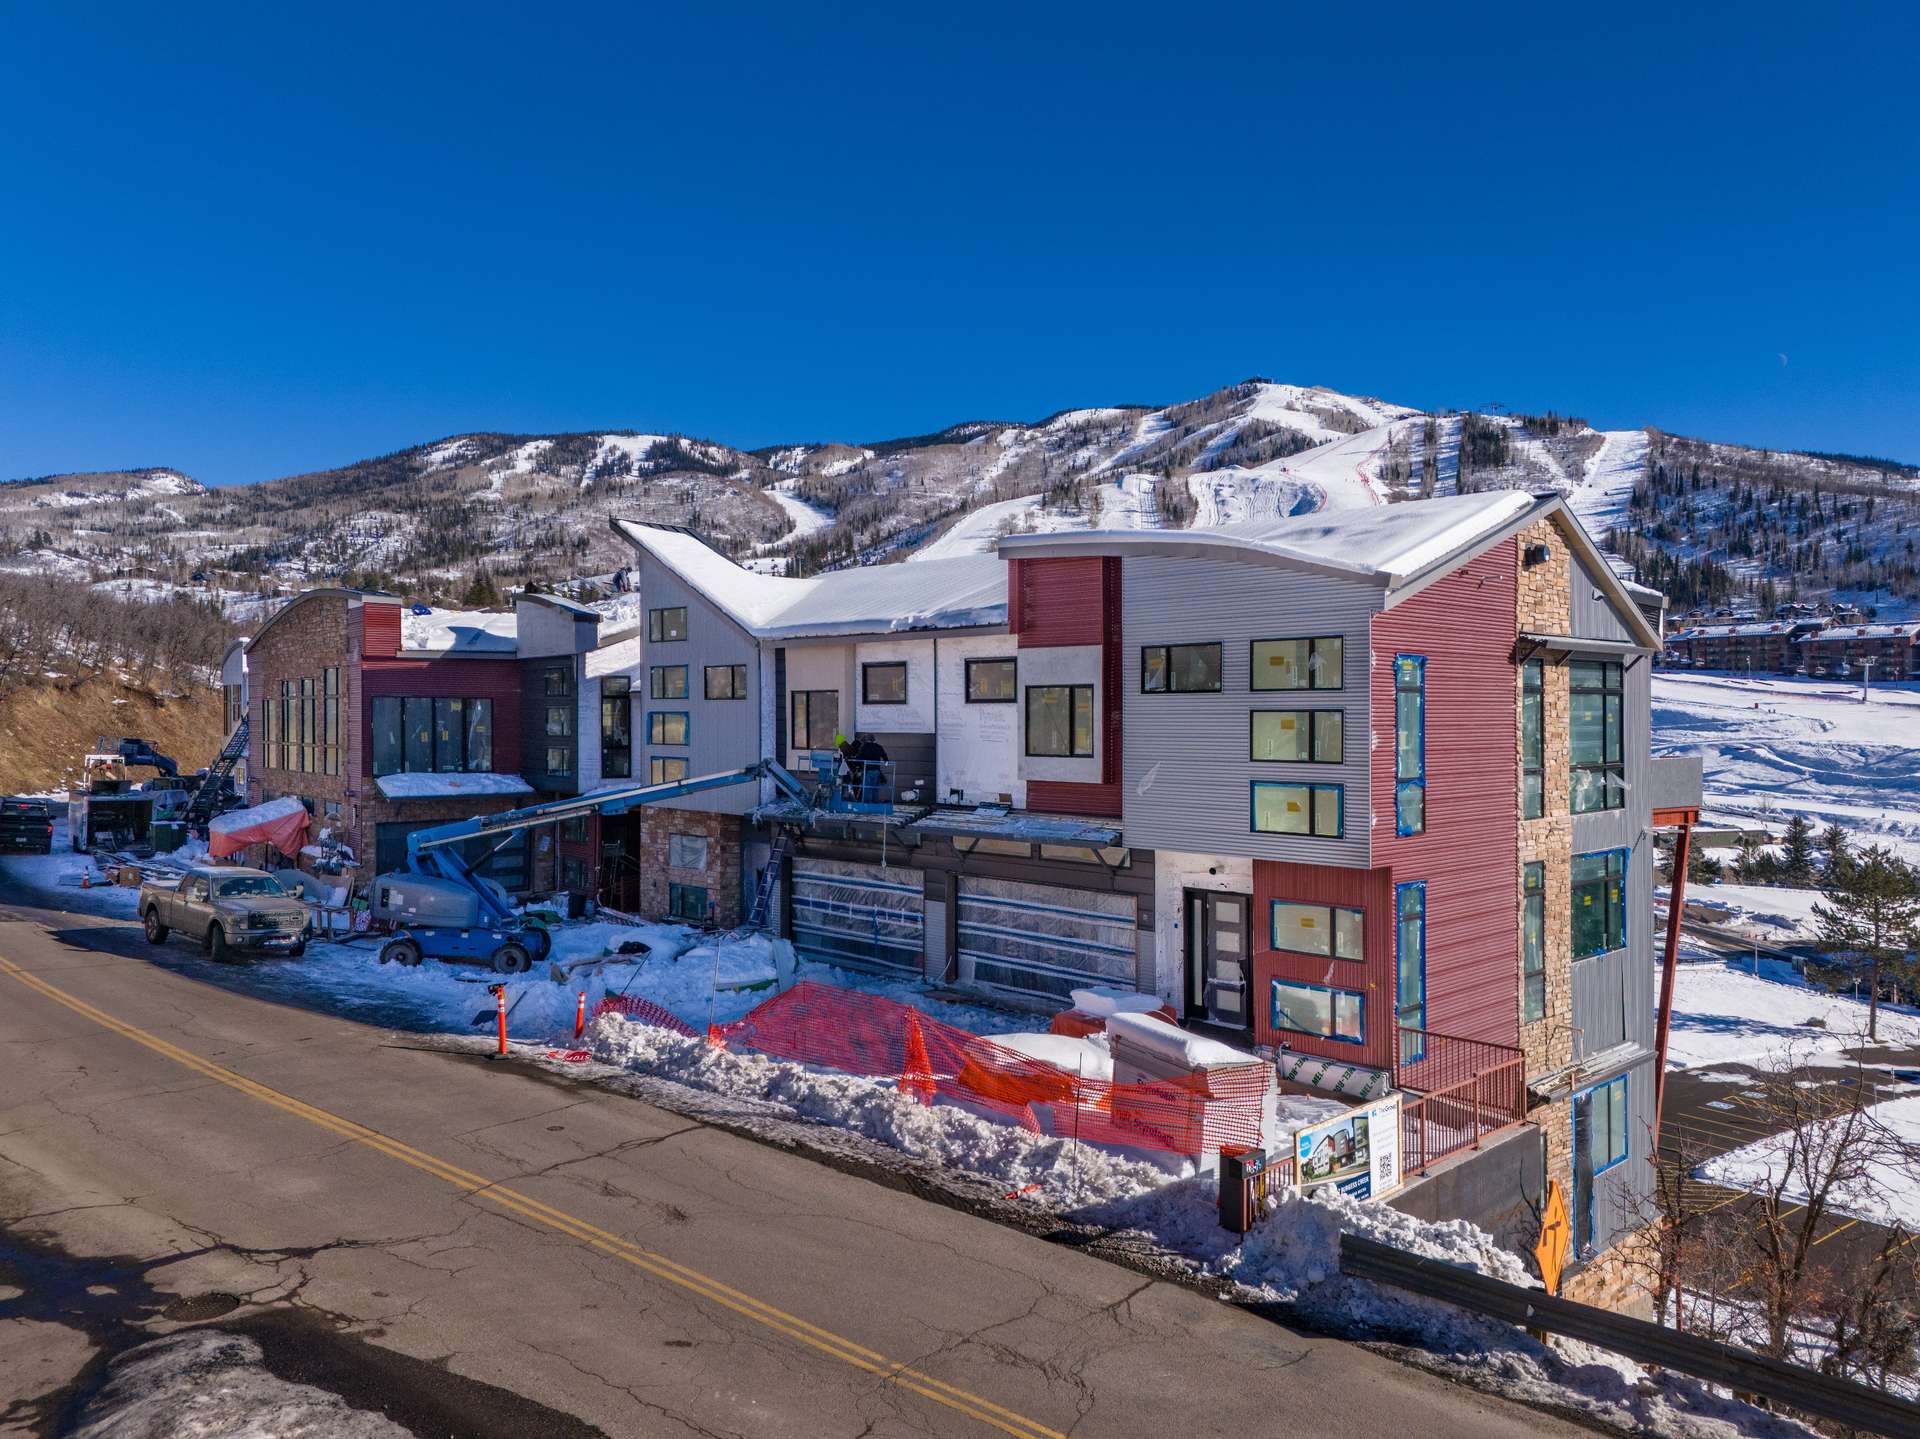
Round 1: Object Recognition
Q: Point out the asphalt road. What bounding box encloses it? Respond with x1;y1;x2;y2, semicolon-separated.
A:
0;889;1584;1439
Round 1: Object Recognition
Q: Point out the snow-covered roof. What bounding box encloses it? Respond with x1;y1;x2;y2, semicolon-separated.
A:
400;607;518;654
612;521;1007;639
996;490;1537;587
1800;623;1920;642
519;591;600;619
209;795;309;835
1671;620;1812;640
374;772;535;800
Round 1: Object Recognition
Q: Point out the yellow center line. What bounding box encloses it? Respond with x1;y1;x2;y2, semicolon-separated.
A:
0;951;1067;1439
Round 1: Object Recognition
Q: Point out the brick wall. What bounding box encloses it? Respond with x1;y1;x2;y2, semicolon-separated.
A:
1516;521;1575;1197
1562;1223;1658;1318
638;806;742;928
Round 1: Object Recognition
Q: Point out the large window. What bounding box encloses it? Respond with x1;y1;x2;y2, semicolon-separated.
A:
650;665;688;700
372;696;495;776
1141;642;1221;694
791;690;839;751
1570;659;1624;813
862;661;908;705
1025;685;1093;757
1395;655;1426;835
1521;660;1544;819
704;664;747;700
648;711;688;745
668;833;709;870
1572;849;1627;958
1522;861;1546;1022
1270;979;1364;1044
1250;710;1342;763
1270;901;1363;960
1574;1074;1630;1250
669;882;710;921
1250;782;1342;837
600;676;631;779
650;756;688;785
648;606;688;642
1396;881;1426;1060
1251;635;1343;691
265;670;340;775
965;658;1016;702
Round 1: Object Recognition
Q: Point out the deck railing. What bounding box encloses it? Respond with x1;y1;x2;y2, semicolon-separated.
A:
1392;1024;1527;1174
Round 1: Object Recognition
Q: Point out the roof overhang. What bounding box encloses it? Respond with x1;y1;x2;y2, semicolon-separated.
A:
1515;632;1650;661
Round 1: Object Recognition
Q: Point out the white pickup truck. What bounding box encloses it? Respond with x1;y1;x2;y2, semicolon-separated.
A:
139;865;311;961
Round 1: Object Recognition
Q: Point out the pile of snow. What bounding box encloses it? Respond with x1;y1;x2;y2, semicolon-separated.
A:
1107;1011;1258;1069
1673;881;1826;943
1068;985;1162;1017
589;1013;1170;1206
71;1330;408;1438
372;771;533;800
398;606;517;654
991;1030;1114;1081
1663;957;1920;1070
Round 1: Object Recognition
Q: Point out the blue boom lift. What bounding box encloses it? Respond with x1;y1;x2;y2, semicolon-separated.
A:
370;759;810;974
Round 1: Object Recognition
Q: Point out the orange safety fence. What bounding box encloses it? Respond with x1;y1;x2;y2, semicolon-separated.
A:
599;979;1268;1160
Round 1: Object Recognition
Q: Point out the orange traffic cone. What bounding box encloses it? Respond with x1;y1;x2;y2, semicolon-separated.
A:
81;871;90;889
899;1012;936;1105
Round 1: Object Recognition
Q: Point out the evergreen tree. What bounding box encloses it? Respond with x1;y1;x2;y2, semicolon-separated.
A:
1779;814;1819;887
1820;822;1853;879
1812;845;1920;1039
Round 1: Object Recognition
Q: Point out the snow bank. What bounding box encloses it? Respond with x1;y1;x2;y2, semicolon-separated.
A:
590;1014;1169;1206
71;1330;408;1438
1703;1089;1920;1229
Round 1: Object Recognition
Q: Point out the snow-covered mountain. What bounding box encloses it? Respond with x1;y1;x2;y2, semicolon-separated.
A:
5;381;1916;614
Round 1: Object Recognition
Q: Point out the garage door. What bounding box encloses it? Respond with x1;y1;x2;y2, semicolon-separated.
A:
956;876;1137;1000
791;859;925;973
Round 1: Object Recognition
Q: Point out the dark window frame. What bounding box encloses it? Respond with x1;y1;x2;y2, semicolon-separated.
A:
1269;900;1364;961
648;606;688;643
1024;684;1094;758
704;664;748;700
649;664;688;701
668;881;710;921
861;661;909;706
1250;635;1345;692
1249;709;1344;764
1522;659;1545;819
1570;659;1625;814
1248;781;1344;838
600;676;632;780
1140;641;1223;694
1522;860;1546;1022
964;657;1017;703
790;690;839;751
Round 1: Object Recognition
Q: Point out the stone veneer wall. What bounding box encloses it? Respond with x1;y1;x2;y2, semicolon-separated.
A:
1515;521;1575;1200
638;807;742;929
1562;1223;1658;1319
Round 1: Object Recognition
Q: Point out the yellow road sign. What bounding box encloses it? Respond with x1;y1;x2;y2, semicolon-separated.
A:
1535;1179;1571;1295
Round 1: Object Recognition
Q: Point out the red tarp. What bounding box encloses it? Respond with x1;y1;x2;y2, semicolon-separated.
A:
208;796;310;860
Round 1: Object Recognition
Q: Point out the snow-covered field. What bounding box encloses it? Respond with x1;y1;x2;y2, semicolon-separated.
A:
1662;957;1920;1071
1654;670;1920;866
1671;880;1826;944
1702;1090;1920;1231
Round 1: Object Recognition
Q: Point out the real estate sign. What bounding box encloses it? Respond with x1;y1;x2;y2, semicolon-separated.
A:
1294;1095;1402;1201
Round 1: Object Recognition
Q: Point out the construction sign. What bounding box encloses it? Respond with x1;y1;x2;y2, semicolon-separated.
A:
1535;1179;1571;1295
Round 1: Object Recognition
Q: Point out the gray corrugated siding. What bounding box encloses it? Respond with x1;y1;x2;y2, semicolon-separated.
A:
1570;555;1634;643
869;731;937;805
634;552;764;814
1120;555;1383;865
923;897;950;983
1569;659;1654;1056
1572;950;1631;1057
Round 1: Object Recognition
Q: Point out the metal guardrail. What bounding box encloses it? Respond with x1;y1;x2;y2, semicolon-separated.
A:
1340;1235;1920;1438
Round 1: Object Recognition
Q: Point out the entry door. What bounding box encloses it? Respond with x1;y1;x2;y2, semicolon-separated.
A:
1186;891;1253;1031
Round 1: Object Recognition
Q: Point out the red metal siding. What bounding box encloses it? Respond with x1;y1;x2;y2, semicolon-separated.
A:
1012;557;1107;648
362;602;401;659
1026;780;1122;818
1369;545;1521;1049
1253;859;1396;1068
1101;557;1122;786
359;658;524;780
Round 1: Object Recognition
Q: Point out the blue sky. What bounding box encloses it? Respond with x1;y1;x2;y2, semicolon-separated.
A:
2;2;1915;486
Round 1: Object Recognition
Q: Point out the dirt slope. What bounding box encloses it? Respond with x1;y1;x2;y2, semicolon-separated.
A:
0;677;224;794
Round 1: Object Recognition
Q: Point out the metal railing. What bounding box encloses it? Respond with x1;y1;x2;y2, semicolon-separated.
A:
1392;1024;1527;1173
1341;1235;1920;1438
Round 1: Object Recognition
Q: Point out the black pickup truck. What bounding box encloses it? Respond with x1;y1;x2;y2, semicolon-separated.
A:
0;797;55;854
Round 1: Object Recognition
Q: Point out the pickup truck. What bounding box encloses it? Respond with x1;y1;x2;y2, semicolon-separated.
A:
0;797;54;854
139;865;310;960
